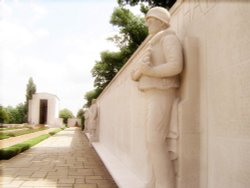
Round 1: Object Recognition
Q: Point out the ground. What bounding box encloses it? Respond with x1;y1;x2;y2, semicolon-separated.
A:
0;127;118;188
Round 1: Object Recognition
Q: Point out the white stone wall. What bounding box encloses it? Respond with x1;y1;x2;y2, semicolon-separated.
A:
94;37;154;187
68;118;81;127
170;1;250;188
94;1;250;188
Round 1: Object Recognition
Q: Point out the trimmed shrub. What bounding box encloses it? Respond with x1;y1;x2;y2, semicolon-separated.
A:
0;134;50;160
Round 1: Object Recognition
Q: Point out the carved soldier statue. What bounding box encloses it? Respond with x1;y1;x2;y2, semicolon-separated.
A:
132;7;183;188
84;108;90;133
88;99;98;143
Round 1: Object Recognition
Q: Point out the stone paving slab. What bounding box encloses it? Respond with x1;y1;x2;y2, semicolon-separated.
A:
0;128;58;149
0;127;118;188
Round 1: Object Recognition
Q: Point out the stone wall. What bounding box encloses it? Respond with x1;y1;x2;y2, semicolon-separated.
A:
68;118;81;127
93;1;250;188
170;1;250;188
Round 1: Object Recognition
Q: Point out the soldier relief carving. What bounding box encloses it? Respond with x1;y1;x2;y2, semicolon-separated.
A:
85;99;99;145
131;7;183;188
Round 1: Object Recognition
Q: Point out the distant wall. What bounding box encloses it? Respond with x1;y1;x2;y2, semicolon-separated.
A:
68;118;81;127
94;1;250;188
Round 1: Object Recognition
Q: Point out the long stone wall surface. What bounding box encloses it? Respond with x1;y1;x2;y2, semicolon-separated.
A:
93;1;250;188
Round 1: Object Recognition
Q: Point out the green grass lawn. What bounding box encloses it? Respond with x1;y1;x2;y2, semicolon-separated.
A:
0;127;26;131
0;127;48;140
0;127;65;160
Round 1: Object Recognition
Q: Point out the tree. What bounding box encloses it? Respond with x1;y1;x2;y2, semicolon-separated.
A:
0;106;9;124
109;7;148;51
84;88;102;107
88;7;148;105
59;108;74;124
117;0;176;10
4;104;25;124
16;103;26;123
77;108;85;130
92;51;124;90
24;77;36;122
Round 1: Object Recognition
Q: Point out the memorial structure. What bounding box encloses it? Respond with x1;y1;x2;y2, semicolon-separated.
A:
28;92;62;127
88;1;250;188
131;7;182;188
68;118;81;127
87;99;99;143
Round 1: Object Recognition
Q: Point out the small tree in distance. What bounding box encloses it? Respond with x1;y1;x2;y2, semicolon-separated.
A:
59;108;74;125
24;77;36;122
77;108;85;130
0;106;9;124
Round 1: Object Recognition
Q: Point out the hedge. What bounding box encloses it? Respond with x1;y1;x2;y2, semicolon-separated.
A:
0;127;65;160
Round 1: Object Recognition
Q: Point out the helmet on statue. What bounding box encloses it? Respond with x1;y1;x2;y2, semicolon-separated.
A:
146;7;171;26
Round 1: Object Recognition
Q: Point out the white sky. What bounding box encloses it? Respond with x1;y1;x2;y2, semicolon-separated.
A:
0;0;141;116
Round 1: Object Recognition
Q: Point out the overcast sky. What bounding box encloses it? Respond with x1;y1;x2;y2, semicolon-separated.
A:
0;0;141;116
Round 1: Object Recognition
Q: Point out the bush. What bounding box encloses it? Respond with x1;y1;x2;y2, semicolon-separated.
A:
48;128;62;136
0;128;65;160
48;132;56;136
0;149;17;160
0;134;50;160
0;134;11;140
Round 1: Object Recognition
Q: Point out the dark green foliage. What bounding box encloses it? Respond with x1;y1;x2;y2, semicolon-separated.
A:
48;131;56;136
92;7;148;92
77;108;85;130
24;77;36;122
0;128;63;160
59;108;74;124
92;51;125;90
110;7;148;51
0;149;18;160
48;128;62;136
85;7;148;107
84;1;176;106
4;104;26;124
0;106;8;123
0;135;48;160
84;88;102;107
0;134;11;140
117;0;176;9
1;77;36;124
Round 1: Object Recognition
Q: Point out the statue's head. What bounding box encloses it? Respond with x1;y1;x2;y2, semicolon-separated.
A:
145;7;170;34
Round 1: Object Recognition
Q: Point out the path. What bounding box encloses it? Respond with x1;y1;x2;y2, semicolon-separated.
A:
0;127;118;188
0;128;58;149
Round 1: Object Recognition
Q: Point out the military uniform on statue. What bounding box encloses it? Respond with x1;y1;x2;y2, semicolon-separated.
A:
132;7;183;188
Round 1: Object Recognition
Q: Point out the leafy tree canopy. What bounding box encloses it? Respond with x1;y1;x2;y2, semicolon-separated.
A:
3;103;25;124
0;106;9;123
26;77;36;101
84;1;177;107
76;108;85;130
86;7;148;107
117;0;176;9
24;77;36;122
59;108;74;124
84;88;102;107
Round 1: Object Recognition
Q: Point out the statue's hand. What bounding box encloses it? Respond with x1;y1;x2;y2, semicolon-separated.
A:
139;63;152;75
131;70;142;81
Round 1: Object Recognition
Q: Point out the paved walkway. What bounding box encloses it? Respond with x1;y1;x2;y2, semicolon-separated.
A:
0;127;118;188
0;128;58;149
